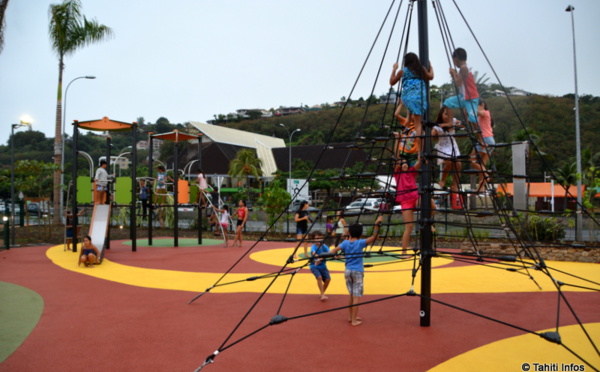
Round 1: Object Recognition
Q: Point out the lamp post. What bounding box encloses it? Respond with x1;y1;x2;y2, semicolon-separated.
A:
566;5;582;241
279;123;301;235
114;146;133;177
279;123;301;180
10;120;31;246
61;75;96;223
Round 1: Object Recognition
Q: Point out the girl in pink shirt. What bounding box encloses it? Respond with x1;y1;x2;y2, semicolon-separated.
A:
393;157;435;254
471;99;495;193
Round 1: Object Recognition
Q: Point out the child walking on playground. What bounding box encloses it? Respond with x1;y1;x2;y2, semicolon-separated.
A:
309;231;331;301
390;53;434;146
329;215;383;326
212;204;230;247
231;200;248;247
444;47;479;124
294;200;311;260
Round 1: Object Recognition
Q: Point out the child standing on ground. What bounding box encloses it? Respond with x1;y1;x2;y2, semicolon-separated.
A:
444;47;479;124
329;216;383;326
390;53;434;144
334;210;348;247
155;166;173;229
309;231;331;301
294;200;311;260
231;200;248;247
139;179;151;220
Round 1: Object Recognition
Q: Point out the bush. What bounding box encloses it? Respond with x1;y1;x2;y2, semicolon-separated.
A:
511;215;566;242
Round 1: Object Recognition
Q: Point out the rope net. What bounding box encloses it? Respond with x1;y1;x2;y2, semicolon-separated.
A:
191;1;600;370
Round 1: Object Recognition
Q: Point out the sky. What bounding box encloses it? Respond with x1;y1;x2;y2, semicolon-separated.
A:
1;0;599;146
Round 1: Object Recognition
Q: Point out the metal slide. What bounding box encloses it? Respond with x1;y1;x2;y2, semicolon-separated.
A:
88;204;111;261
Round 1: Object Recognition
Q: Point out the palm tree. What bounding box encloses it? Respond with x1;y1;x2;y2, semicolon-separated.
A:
473;70;491;98
48;0;113;223
0;0;9;53
555;161;578;211
228;149;263;201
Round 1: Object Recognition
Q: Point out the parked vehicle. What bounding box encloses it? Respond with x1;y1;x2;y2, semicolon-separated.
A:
288;199;319;213
27;203;49;217
344;198;382;214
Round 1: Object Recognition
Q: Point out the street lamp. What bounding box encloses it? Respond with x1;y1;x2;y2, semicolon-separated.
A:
61;75;96;223
566;5;582;241
11;120;31;246
114;146;133;177
279;123;301;235
279;123;301;180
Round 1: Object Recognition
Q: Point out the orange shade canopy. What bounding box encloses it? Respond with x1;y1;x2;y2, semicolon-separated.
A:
151;130;200;143
73;117;135;132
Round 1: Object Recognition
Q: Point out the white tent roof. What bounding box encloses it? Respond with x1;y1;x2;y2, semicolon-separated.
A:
189;121;285;177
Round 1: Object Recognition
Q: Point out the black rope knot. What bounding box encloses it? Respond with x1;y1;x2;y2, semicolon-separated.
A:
270;314;288;325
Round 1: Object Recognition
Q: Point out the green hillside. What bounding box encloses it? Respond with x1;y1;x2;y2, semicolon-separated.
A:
224;94;600;180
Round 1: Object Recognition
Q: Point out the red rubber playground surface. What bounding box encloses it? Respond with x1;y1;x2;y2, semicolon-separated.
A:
0;238;598;372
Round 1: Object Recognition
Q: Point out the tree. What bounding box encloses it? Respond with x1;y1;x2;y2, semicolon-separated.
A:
259;180;291;231
555;161;578;210
228;149;263;201
49;0;113;223
473;71;491;98
155;117;171;133
0;0;8;53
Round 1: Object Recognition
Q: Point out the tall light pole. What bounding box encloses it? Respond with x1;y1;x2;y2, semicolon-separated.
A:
61;75;96;223
566;5;582;241
279;123;301;180
11;120;31;246
279;123;301;235
114;146;133;177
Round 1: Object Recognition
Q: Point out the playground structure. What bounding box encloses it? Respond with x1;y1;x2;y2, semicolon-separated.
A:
68;118;231;254
147;131;203;247
70;117;138;256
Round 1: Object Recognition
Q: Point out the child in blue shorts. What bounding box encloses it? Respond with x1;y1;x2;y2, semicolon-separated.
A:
309;231;331;301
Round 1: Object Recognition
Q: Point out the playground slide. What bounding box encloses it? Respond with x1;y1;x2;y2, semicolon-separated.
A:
88;204;111;261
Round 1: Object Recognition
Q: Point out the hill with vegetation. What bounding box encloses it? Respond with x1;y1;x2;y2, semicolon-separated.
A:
1;93;598;203
224;94;600;178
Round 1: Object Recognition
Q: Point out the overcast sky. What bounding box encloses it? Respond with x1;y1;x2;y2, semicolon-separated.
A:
1;0;599;146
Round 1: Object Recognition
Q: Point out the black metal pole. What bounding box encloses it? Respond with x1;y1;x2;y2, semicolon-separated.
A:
10;125;15;247
148;134;153;246
105;136;111;251
417;0;433;328
72;121;79;253
174;140;179;247
198;134;203;245
131;123;137;252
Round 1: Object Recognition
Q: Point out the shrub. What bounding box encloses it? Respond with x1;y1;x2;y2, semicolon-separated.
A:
511;215;566;242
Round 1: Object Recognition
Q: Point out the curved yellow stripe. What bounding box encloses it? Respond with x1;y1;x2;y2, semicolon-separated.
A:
47;245;600;295
428;323;600;371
